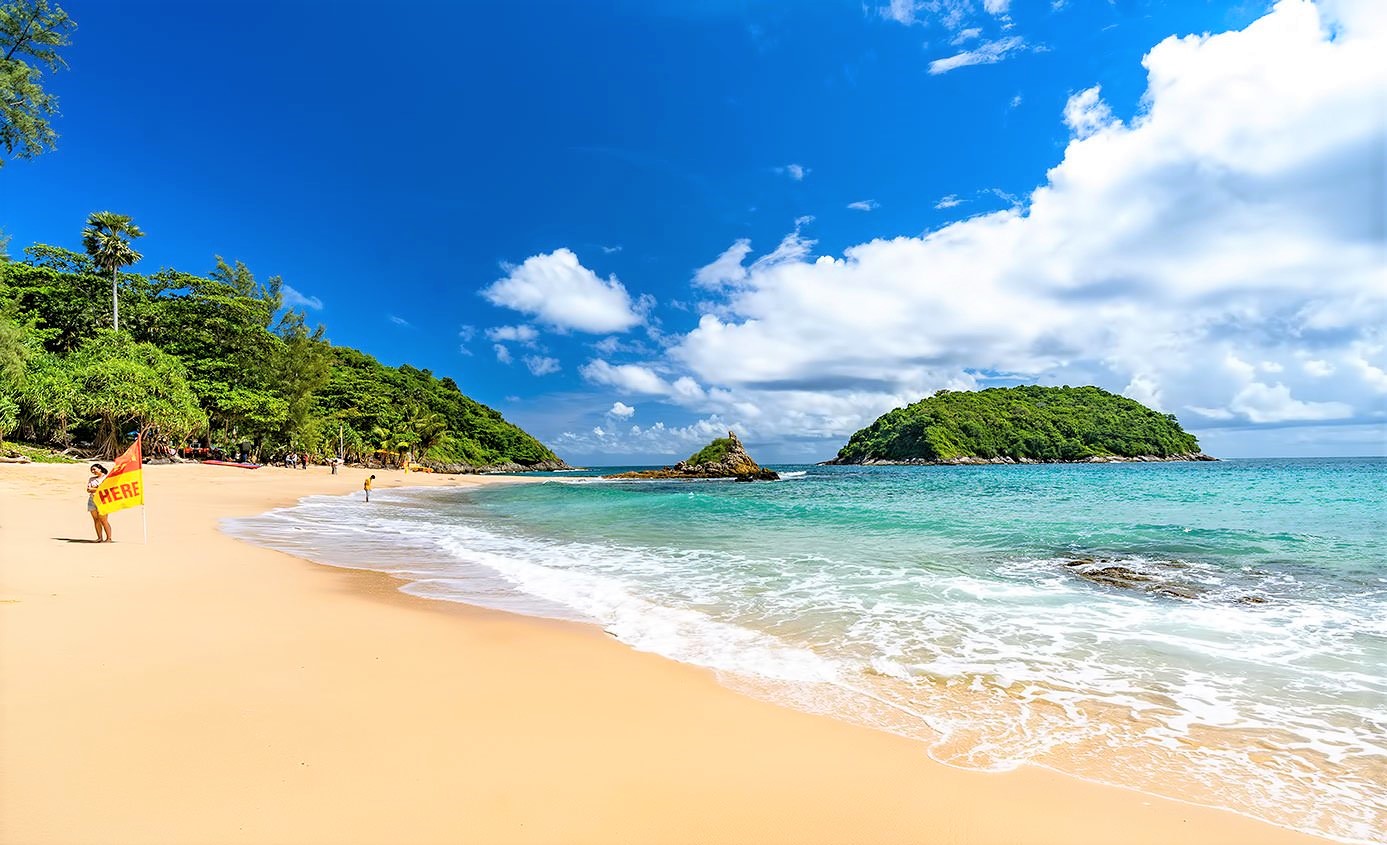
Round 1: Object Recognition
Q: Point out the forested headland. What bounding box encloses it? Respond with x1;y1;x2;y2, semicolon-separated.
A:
0;239;564;469
828;385;1209;465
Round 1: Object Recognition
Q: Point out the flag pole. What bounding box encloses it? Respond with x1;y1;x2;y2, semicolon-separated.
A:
141;427;149;545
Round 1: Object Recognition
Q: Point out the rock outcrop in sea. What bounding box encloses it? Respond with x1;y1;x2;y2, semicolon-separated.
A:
605;431;779;481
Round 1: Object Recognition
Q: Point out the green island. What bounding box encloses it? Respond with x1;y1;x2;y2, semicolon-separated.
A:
606;431;779;480
0;238;564;470
827;385;1212;465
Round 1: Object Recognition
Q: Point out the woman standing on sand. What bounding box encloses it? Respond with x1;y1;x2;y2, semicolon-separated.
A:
86;464;113;542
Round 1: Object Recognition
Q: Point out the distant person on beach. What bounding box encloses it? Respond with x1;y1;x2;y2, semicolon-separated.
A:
365;474;375;502
86;464;112;542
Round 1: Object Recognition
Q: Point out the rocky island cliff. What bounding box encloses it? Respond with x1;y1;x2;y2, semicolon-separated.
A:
827;386;1215;466
606;432;779;481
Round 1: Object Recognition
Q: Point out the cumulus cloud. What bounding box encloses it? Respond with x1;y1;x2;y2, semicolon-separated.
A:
1063;85;1117;139
580;359;675;395
557;415;747;458
623;0;1386;452
847;200;880;211
929;35;1026;74
486;324;540;344
481;248;647;333
524;355;561;376
776;163;809;181
1229;382;1353;423
607;401;636;419
493;344;513;364
694;239;753;290
282;285;322;310
935;194;964;209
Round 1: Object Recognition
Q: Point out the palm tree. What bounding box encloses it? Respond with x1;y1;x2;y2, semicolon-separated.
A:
81;211;145;331
410;410;448;462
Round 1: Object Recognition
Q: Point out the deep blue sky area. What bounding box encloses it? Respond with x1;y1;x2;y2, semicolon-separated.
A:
4;0;1382;462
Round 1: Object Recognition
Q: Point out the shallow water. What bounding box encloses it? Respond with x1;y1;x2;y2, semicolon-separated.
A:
227;458;1387;844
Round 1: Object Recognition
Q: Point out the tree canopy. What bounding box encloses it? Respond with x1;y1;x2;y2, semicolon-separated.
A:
831;385;1202;464
1;237;562;467
0;0;74;166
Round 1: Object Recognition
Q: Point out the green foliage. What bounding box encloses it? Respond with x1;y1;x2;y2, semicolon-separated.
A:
834;386;1201;464
63;331;206;456
687;437;734;466
82;211;144;330
313;350;558;466
0;0;74;166
0;241;561;467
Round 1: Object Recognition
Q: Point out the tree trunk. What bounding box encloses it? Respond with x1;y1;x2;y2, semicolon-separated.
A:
112;265;119;331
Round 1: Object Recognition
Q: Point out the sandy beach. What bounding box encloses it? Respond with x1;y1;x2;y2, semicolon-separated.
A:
0;462;1332;845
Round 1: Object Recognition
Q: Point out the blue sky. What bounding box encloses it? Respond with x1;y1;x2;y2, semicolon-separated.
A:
3;0;1383;463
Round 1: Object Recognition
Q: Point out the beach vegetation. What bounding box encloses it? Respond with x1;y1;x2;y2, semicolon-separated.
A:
687;436;735;466
832;385;1201;464
0;235;561;467
1;438;76;462
81;211;145;330
0;0;75;167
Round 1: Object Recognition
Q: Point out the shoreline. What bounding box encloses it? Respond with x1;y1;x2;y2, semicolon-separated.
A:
822;453;1218;466
1;463;1335;844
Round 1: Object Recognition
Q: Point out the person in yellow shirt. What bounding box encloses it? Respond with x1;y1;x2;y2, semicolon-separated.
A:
364;474;376;502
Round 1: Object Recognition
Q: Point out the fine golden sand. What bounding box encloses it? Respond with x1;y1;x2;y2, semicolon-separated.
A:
1;462;1331;845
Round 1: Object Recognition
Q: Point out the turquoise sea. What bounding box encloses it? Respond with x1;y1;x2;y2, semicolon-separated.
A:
228;458;1386;843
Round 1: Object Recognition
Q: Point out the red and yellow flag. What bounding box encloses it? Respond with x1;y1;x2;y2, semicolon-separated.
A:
94;437;145;516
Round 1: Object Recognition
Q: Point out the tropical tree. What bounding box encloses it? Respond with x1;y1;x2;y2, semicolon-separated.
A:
0;310;29;436
411;409;448;461
0;0;75;167
65;330;206;457
81;211;144;331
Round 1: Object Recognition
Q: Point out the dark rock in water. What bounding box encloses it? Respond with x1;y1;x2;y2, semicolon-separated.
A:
1238;595;1270;604
1061;556;1205;600
605;431;779;481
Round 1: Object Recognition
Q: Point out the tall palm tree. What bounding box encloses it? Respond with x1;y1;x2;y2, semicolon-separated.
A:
81;211;145;331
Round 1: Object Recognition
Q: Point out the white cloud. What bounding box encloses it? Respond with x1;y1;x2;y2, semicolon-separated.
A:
1063;85;1117;139
282;285;322;310
929;36;1026;75
776;163;809;181
524;355;561;376
952;27;983;45
935;194;964;209
694;239;753;289
486;324;540;344
1010;93;1023;109
847;200;880;211
1229;382;1353;423
388;314;410;327
615;0;1385;452
1303;359;1335;377
607;401;636;419
580;359;674;395
481;248;647;333
557;415;746;458
878;0;1009;29
493;344;513;364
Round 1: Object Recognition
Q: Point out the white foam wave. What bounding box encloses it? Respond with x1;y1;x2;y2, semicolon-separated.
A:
225;491;1387;844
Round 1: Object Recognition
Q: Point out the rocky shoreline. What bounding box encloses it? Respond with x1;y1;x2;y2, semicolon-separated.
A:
417;458;573;474
823;452;1217;466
